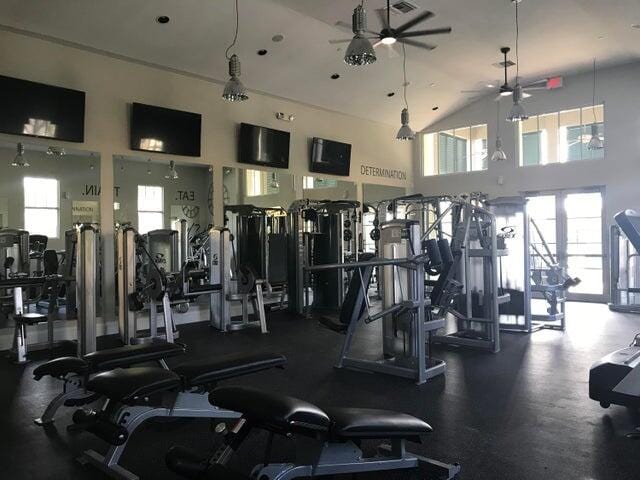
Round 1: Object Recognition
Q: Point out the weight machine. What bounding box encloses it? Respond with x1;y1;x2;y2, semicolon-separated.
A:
288;199;360;315
609;222;640;313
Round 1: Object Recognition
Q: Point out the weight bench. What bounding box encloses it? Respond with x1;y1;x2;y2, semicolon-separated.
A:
32;340;186;426
71;352;286;480
166;385;461;480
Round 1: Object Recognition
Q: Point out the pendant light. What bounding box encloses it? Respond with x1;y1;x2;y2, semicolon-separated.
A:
344;2;376;66
396;44;415;141
491;101;508;162
147;158;152;175
165;160;179;180
587;58;604;150
222;0;248;102
507;0;528;122
10;142;30;167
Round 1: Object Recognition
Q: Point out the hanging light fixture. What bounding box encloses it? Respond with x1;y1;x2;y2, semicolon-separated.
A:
344;3;376;66
491;101;508;161
165;160;179;180
507;0;528;122
222;0;248;101
587;58;604;150
396;44;414;140
10;142;30;167
147;158;152;175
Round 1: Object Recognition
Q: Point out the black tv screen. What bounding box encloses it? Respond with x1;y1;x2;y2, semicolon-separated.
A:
239;123;290;169
310;137;351;176
130;103;201;156
0;75;85;142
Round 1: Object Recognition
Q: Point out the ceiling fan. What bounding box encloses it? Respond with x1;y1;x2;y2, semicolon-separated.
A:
330;0;452;53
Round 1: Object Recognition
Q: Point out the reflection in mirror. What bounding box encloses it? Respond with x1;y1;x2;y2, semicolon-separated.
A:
302;175;357;202
362;183;406;254
223;167;295;210
0;140;100;346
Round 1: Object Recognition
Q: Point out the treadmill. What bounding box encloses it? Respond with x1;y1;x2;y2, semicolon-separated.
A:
589;210;640;430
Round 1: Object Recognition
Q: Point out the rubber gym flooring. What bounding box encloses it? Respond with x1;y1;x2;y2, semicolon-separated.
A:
1;302;639;479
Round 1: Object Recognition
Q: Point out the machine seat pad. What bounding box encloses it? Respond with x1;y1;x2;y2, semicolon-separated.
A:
15;312;48;325
210;386;330;433
33;356;88;380
83;341;185;371
87;367;181;403
174;352;286;387
325;407;433;442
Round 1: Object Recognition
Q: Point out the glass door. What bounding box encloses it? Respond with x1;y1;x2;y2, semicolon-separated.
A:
527;188;606;303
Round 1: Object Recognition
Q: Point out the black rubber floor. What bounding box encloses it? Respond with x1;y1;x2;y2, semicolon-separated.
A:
1;302;639;479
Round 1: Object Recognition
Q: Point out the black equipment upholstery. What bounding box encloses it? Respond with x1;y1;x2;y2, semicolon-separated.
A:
173;352;286;387
210;386;331;433
429;238;455;306
29;234;48;253
324;407;433;442
33;356;88;380
88;367;182;403
83;341;185;371
43;250;59;275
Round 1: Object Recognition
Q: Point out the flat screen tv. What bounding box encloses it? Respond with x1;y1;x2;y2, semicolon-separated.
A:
239;123;290;169
130;103;202;156
310;137;351;176
0;75;85;142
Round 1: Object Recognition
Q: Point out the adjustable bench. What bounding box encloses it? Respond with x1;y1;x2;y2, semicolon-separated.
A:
166;385;461;480
71;352;286;480
32;340;186;426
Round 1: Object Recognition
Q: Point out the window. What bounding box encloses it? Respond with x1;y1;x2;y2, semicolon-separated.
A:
422;124;487;176
245;170;280;197
302;176;338;189
24;177;59;238
519;105;604;166
137;185;164;234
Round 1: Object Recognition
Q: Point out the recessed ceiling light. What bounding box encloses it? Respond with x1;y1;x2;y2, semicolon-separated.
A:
272;34;284;42
432;106;439;111
387;92;395;97
429;82;436;87
331;73;340;80
597;34;605;39
156;16;170;24
257;49;268;56
632;24;640;29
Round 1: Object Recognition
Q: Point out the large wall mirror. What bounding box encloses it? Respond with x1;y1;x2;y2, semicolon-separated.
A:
302;175;357;202
223;167;295;211
0;140;101;334
113;156;213;233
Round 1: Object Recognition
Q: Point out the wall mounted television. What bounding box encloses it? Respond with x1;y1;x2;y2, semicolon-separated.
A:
239;123;290;169
130;102;202;156
310;137;351;176
0;75;85;142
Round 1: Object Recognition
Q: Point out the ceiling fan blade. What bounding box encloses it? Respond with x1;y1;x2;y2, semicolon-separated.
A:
396;27;452;38
376;8;390;29
394;11;435;34
398;38;436;51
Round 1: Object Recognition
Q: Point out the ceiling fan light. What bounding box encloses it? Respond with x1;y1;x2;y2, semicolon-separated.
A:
381;35;397;45
587;124;604;150
491;137;508;162
396;108;415;140
223;55;249;102
10;142;30;168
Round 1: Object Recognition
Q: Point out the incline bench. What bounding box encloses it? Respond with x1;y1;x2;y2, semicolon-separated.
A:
166;385;461;480
69;351;286;480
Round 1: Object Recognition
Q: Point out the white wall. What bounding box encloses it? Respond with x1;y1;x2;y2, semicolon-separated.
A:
0;28;412;343
413;61;640;223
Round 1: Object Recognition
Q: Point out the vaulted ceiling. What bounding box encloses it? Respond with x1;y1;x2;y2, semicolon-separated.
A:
1;0;639;129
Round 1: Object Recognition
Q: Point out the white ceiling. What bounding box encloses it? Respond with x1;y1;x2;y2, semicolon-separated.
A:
1;0;639;129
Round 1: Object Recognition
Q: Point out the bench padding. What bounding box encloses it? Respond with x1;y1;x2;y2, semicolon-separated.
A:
33;356;88;380
324;407;432;442
210;386;330;432
173;352;286;387
87;367;181;403
83;341;185;371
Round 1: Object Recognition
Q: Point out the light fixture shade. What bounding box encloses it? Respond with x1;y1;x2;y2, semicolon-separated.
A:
587;124;604;150
10;142;30;168
344;5;376;66
507;84;528;122
165;160;179;180
396;108;415;140
491;137;508;161
222;54;249;102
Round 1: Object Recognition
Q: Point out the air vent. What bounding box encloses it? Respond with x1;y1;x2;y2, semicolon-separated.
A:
493;60;516;69
391;1;419;14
